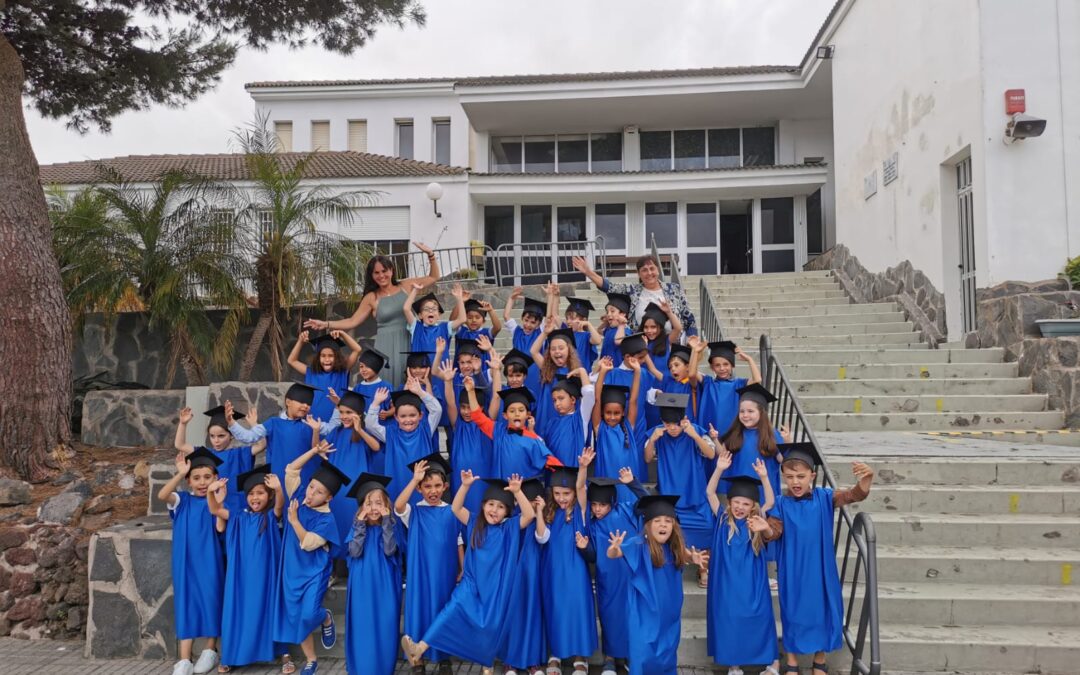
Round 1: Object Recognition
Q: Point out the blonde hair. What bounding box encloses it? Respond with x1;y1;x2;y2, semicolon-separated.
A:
543;487;575;524
724;502;766;555
540;336;582;383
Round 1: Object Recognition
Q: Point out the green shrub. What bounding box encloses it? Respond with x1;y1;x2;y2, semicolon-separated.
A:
1066;256;1080;288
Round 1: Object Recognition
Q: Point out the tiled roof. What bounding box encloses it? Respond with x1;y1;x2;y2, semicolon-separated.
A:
471;163;826;177
39;151;466;184
245;65;800;90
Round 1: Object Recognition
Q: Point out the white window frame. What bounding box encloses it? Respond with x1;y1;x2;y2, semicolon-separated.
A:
432;118;451;165
637;125;779;171
347;120;368;153
395;119;414;159
489;132;623;173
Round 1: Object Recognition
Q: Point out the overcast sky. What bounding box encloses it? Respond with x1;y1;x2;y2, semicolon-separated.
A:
26;0;836;165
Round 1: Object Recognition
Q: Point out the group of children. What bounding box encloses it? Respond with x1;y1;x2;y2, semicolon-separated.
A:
163;284;875;675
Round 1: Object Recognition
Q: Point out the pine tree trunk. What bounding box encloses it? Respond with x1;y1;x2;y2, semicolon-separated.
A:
0;37;72;482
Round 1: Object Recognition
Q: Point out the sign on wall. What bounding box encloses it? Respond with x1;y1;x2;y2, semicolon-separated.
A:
883;153;898;185
1005;89;1026;114
864;170;878;200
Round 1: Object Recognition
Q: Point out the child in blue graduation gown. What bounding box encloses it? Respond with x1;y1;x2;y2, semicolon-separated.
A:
467;383;554;480
562;297;602;373
352;347;392;471
639;300;683;388
395;455;465;675
439;368;495;517
604;334;657;459
498;477;549;675
773;445;875;675
273;443;350;675
696;340;761;452
401;472;537;670
607;495;706;675
591;357;644;500
649;342;704;424
175;405;260;514
541;373;593;468
364;381;443;502
287;331;361;424
158;449;225;675
453;288;501;370
319;391;381;552
401;351;444;452
599;293;632;367
404;286;458;366
577;471;649;675
502;289;547;394
719;384;790;504
529;325;580;438
704;455;781;674
644;393;719;587
540;459;598;674
344;473;404;675
207;465;290;673
227;384;328;491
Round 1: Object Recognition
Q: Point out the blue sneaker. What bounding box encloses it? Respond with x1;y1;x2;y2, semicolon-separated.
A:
301;661;319;675
321;609;336;649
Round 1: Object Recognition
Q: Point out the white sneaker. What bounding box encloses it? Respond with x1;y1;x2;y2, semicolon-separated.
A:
726;668;744;675
172;660;194;675
193;649;219;674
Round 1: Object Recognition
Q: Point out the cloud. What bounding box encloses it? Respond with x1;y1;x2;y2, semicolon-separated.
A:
25;0;836;165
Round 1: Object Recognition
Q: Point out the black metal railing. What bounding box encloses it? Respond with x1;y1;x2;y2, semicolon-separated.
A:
492;237;607;287
381;244;497;286
759;333;881;675
699;276;723;343
649;233;682;284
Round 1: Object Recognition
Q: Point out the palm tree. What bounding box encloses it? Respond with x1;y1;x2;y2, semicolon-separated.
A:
47;170;251;385
232;115;377;381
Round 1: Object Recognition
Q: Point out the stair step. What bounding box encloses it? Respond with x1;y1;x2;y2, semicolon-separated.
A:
701;275;837;288
806;410;1065;432
728;321;916;337
741;348;1005;364
685;270;835;281
866;511;1080;548
855;456;1080;487
794;377;1032;396
711;288;849;301
722;312;907;327
869;581;1080;627
801;394;1048;414
716;302;898;317
874;543;1080;585
854;483;1080;514
784;362;1017;379
706;280;841;293
872;623;1080;673
714;297;855;309
727;333;922;346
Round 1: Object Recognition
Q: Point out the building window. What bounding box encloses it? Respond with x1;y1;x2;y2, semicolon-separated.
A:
491;138;522;172
523;136;556;173
557;135;589;173
396;120;414;159
490;133;623;173
433;119;451;164
520;205;553;243
807;188;824;255
640;131;671;171
311;121;330;151
760;197;794;245
674;130;707;170
347;120;368;152
645;202;678;249
484;206;515;248
595;204;627;251
640;126;776;171
257;209;275;243
742;127;776;166
590;133;622;172
708;129;740;168
273;121;293;152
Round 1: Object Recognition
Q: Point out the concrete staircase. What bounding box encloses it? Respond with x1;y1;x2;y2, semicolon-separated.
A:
687;271;1065;432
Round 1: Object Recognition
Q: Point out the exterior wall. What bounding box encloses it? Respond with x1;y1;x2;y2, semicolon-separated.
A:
778;117;836;248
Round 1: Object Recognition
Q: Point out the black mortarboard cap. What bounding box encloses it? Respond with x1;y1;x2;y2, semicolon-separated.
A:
403;351;432;369
458;385;487;407
708;340;738;365
390;389;424;413
605;292;632;316
411;292;444;315
600;384;630;407
587;477;618;505
779;442;820;469
548;465;578;489
641;302;668;327
337;390;366;414
285;382;318;406
408;452;451;478
738;383;777;406
456;338;481;357
346;472;391;503
499;387;535;408
726;476;763;502
481;478;515;509
547;327;575;344
521;475;546;502
654;392;690;424
521;298;547;319
357;348;388;372
668;343;692;364
565;297;594;317
310;333;344;352
552;373;582;399
312;461;351;497
464;298;484;314
504;348;532;370
636;494;679;522
236;464;272;494
203;405;242;430
186;447;224;473
619;332;648;356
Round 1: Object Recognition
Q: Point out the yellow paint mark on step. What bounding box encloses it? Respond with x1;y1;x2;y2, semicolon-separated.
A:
919;366;930;379
1009;494;1020;513
1063;563;1073;586
853;399;862;413
936;398;944;413
838;366;846;380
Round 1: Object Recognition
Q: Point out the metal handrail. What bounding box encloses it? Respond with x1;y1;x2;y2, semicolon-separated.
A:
380;244;496;286
669;252;682;287
493;237;607;287
650;233;664;282
761;334;882;675
698;276;724;342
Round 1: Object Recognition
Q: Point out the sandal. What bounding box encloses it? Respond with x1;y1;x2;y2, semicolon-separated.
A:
781;666;800;674
281;657;296;674
764;666;781;675
812;662;829;675
697;568;709;588
546;658;561;675
217;667;231;674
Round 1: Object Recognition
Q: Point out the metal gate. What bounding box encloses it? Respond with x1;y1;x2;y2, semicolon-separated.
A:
957;157;977;333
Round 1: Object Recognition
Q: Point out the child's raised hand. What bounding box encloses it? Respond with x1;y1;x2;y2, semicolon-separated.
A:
298;330;310;344
625;354;640;371
509;287;523;302
488;350;502;369
451;283;464;299
330;329;344;341
505;473;523;494
437;362;457;382
532;495;545;511
288;498;300;522
460;469;476;486
575;531;589;549
658;298;672;314
680;417;695;434
691;336;708;353
411;282;424;292
752;458;769;480
735;346;752;363
852;462;875;489
264;473;282;492
526;415;536;433
223;400;235;420
618;467;634;484
715;447;733;473
780;424;793;443
607;529;626;551
435;336;446;352
174;452;190;476
208;477;227;494
379;407;395;420
476;335;492;352
314;440;336;459
746;514;771;534
650;426;666;442
708;422;720;440
405;376;423;395
245;406;258;426
462;375;475;391
598;356;613;373
327;387;341;405
689;546;709;567
412;459;429;484
373;387;390;406
578;446;596;467
478;300;494;313
303;415;321;431
178;407;193;424
614;313;627;326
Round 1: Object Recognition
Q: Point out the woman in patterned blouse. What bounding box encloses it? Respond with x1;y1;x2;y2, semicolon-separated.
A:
572;255;698;338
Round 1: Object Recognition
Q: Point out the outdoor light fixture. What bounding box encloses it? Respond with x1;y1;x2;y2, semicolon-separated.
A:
816;45;835;59
1004;113;1047;143
426;182;444;218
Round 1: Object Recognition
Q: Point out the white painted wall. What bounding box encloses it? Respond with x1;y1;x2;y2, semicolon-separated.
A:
778;117;835;248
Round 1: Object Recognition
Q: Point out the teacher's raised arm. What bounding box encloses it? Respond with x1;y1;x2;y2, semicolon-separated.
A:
572;255;606;290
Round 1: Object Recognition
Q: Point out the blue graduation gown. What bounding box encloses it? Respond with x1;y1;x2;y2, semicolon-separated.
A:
262;417;322;493
498;522;547;668
383;419;436;502
698;377;748;438
595;420;644;501
345;522;404;675
202;446;254;513
588;503;640;659
324;425;369;554
486;415;551;480
652;424;716;550
512;325;544;394
541;505;598;658
403;503;462;664
221;509;283;666
353;379;390;472
659;375;700;424
622;537;683;675
604;367;653;460
306;369;350;424
572;329;596;373
774;488;844;655
600;326;623;368
534;366;568;440
707;517;778;666
410;320;451;364
543;410;586;467
272;505;338;644
644;338;672;429
451;417;493;516
422;514;521;667
720;428;784;502
171;493;224;639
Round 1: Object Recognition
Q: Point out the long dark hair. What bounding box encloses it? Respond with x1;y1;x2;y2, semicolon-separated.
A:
247;484;275;535
642;316;670;359
362;254;399;298
309;346;348;373
721;401;779;457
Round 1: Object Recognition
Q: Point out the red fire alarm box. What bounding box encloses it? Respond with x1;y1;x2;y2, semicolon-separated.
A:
1005;89;1026;114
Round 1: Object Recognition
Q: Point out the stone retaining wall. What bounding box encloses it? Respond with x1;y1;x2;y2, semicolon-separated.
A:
81;389;186;447
0;525;90;640
805;244;946;345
